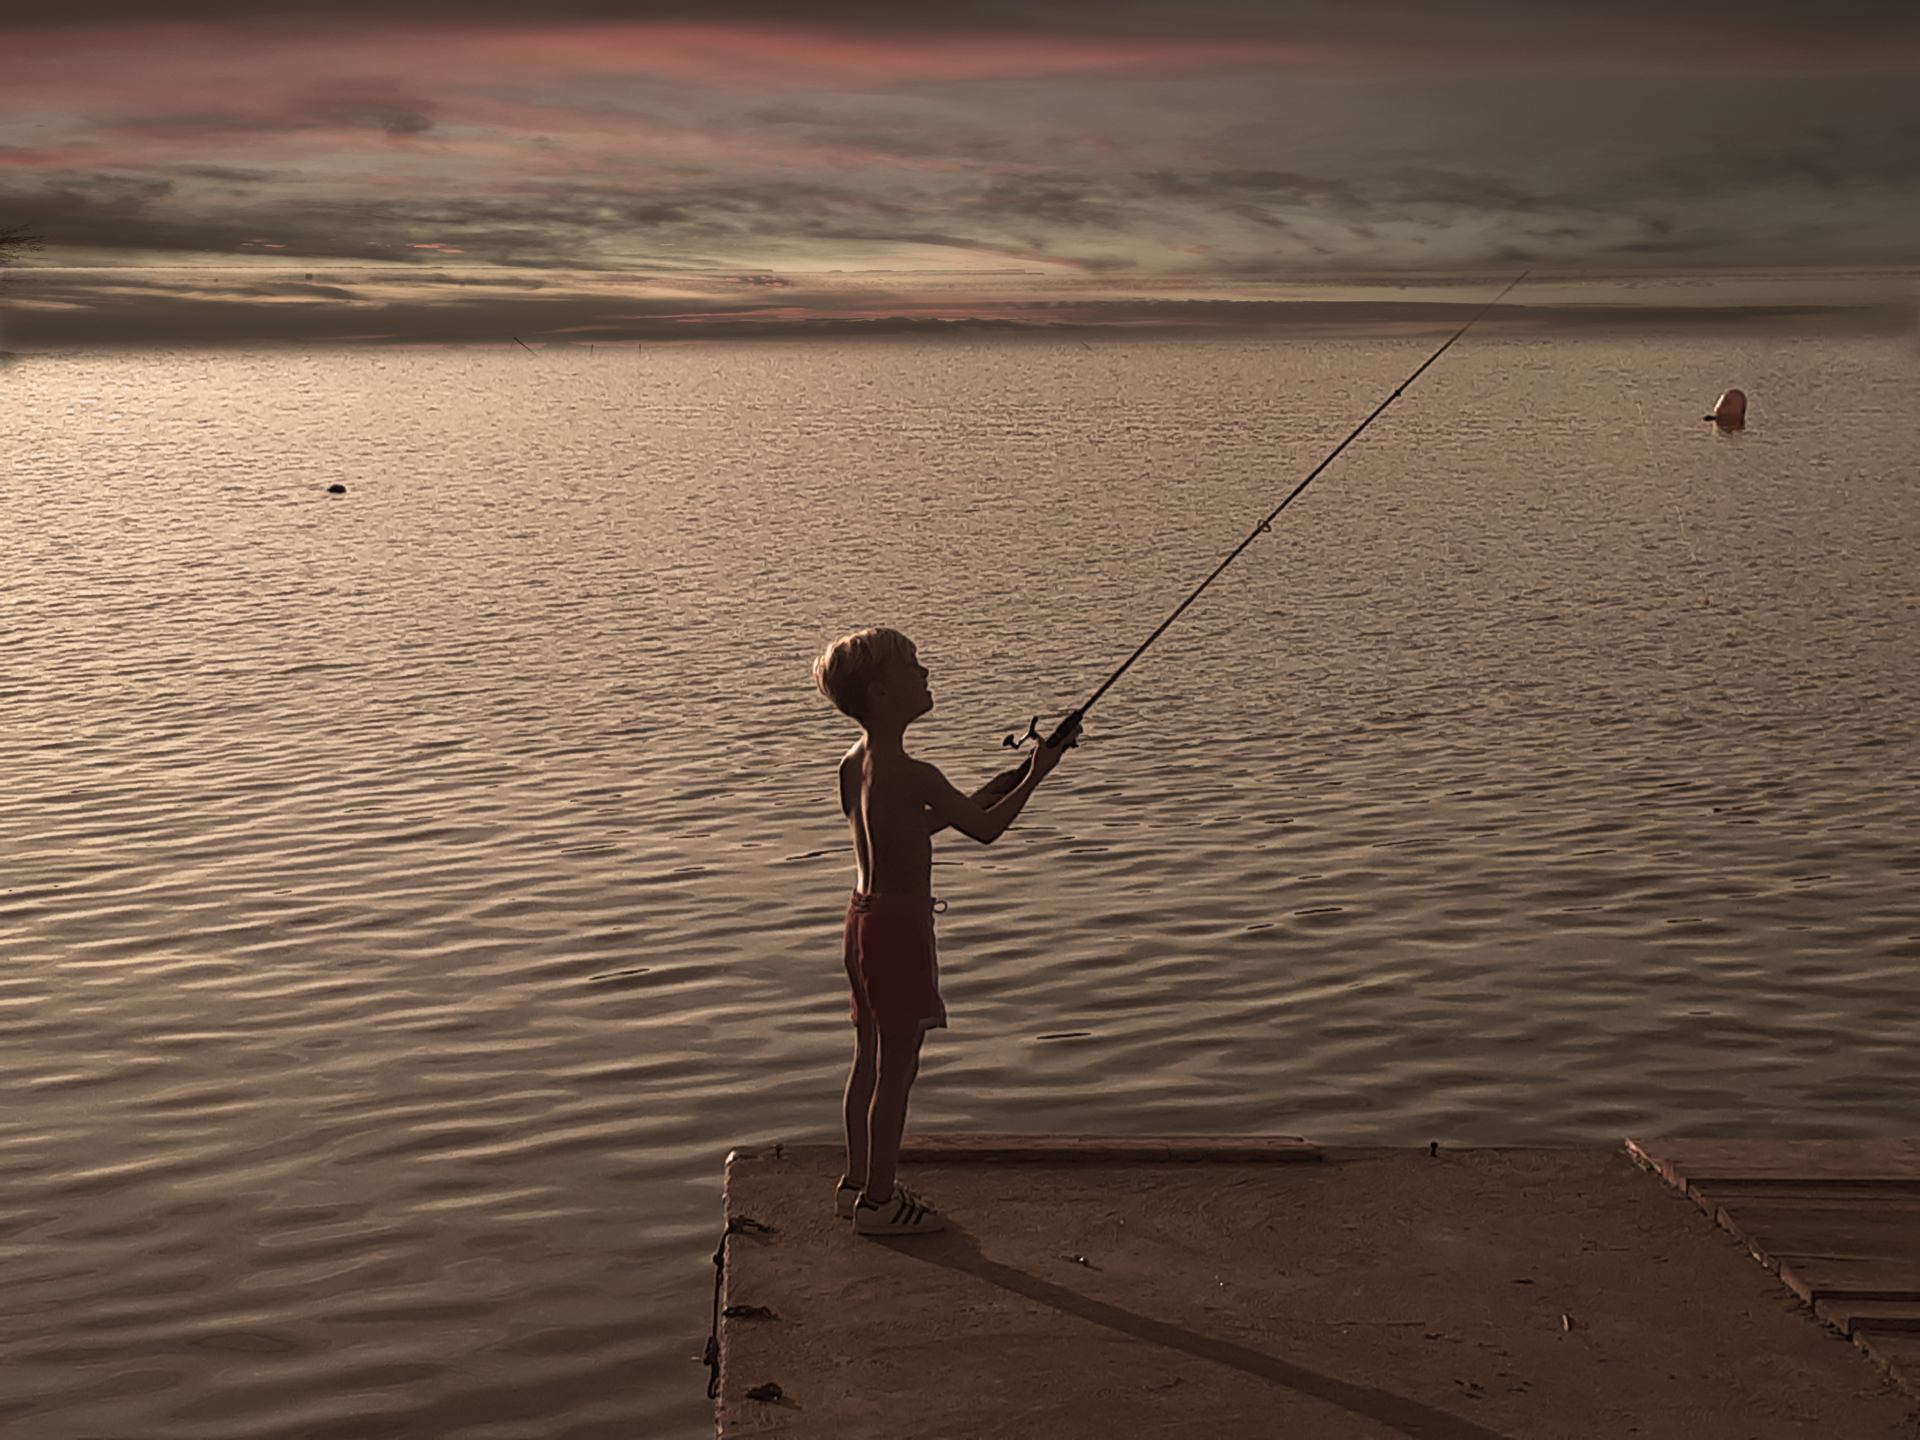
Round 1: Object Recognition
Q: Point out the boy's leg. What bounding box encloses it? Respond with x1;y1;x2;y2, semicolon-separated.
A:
862;1023;924;1202
842;1018;877;1188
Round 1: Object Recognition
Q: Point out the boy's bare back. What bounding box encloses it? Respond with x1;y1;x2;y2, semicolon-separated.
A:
840;739;935;897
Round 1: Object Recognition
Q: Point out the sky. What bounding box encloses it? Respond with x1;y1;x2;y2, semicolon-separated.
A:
3;1;1917;346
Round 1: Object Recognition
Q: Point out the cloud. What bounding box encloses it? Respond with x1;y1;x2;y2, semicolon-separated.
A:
6;4;1920;63
3;269;711;345
87;93;436;146
8;261;1912;348
172;164;284;183
5;5;1916;343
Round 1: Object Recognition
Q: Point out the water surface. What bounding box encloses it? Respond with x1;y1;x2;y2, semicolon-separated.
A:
4;332;1916;1437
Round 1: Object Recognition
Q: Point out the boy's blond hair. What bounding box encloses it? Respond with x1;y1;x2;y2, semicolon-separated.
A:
813;626;915;721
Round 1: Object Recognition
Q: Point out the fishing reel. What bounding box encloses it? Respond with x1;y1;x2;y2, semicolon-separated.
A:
1002;709;1085;751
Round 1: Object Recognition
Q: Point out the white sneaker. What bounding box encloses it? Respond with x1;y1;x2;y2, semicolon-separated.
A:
853;1185;947;1237
834;1178;861;1220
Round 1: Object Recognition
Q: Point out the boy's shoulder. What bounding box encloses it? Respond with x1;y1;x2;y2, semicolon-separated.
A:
839;737;867;767
849;740;937;790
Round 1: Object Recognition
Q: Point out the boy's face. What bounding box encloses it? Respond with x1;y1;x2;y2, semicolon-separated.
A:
872;643;933;721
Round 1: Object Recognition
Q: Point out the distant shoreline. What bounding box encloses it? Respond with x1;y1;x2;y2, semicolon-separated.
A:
3;299;1913;353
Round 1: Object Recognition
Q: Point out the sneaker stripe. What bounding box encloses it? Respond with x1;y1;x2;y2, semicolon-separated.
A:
849;1188;942;1231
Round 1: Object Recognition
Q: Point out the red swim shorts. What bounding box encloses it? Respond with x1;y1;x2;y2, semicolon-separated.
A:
843;892;947;1031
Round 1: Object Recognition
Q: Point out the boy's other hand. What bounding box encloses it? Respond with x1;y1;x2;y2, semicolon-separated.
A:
1031;722;1078;780
1031;743;1063;781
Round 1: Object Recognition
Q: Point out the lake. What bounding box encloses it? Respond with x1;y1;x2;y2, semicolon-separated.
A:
4;329;1915;1437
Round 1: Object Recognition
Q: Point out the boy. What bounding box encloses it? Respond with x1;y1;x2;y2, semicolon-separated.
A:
812;626;1078;1236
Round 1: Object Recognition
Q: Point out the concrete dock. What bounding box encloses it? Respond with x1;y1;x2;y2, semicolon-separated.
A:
711;1137;1920;1438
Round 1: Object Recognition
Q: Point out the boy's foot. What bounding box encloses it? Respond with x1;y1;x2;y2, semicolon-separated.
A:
834;1177;861;1220
853;1185;947;1237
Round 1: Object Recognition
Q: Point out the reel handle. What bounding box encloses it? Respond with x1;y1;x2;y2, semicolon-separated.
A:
1002;715;1041;750
1001;708;1084;751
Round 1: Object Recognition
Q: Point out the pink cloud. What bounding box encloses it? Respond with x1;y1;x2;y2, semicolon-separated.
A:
10;18;1912;199
3;22;1359;102
6;17;1914;114
435;23;1358;84
0;144;112;168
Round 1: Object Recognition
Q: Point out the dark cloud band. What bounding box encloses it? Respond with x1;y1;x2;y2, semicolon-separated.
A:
6;1;1919;50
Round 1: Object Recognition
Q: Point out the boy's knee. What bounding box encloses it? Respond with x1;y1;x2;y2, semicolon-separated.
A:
875;1026;923;1080
876;1056;919;1086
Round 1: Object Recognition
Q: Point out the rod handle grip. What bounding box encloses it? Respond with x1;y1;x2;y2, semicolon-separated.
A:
1045;709;1085;749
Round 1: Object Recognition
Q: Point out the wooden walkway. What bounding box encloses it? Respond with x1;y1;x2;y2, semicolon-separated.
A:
1628;1137;1920;1398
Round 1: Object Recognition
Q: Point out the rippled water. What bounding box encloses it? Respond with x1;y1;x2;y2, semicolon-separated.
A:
4;332;1916;1437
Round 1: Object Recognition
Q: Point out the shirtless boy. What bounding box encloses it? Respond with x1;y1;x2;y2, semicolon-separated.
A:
811;626;1078;1236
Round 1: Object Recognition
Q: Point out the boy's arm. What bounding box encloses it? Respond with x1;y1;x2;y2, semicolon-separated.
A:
916;731;1072;844
926;759;1031;836
914;760;1039;845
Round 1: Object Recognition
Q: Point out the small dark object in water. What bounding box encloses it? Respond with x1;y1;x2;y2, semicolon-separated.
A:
745;1382;783;1403
723;1304;777;1321
1428;1140;1439;1158
326;483;346;494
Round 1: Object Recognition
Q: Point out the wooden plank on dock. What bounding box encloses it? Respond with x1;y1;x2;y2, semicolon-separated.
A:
1701;1201;1920;1269
899;1134;1321;1163
1699;1194;1920;1220
1776;1257;1920;1306
1626;1138;1920;1187
1813;1298;1920;1338
1691;1180;1920;1205
1627;1137;1920;1400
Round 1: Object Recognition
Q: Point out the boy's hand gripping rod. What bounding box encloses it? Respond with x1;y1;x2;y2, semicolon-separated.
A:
1005;270;1529;755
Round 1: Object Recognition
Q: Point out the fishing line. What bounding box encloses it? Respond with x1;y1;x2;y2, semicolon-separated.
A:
1005;270;1530;753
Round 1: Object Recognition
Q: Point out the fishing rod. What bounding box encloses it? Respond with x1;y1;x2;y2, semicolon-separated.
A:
1005;269;1530;754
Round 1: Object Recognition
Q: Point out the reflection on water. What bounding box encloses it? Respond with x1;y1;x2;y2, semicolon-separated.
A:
3;334;1916;1437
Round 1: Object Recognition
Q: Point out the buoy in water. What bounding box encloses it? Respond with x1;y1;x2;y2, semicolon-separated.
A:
326;483;347;494
1704;388;1747;429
